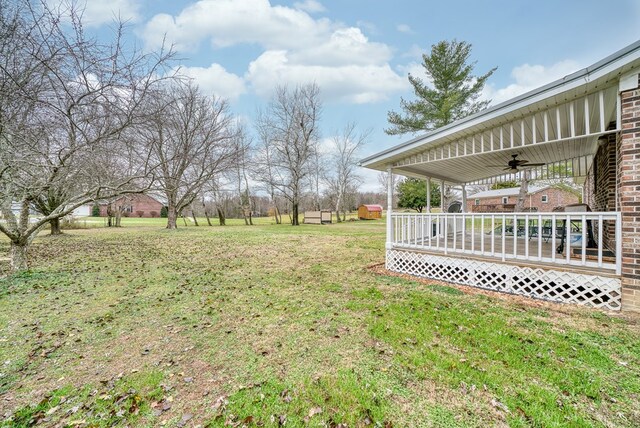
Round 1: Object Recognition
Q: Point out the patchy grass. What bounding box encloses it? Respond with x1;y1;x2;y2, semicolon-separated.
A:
0;218;639;427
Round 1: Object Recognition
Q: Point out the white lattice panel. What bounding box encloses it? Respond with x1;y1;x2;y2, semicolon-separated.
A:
386;250;621;310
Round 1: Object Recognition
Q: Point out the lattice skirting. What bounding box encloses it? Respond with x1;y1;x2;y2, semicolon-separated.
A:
386;249;621;310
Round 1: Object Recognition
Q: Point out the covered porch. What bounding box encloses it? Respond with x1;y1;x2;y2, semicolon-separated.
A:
361;42;640;311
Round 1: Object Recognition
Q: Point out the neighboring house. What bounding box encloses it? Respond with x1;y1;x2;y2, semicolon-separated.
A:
71;204;92;217
361;41;640;312
98;194;164;218
468;185;579;212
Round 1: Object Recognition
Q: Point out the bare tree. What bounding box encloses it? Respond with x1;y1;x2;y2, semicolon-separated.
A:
0;0;172;271
326;123;369;222
254;84;322;226
231;124;254;225
142;82;236;229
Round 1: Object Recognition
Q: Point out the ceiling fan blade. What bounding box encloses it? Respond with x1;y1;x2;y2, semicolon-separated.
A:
503;166;516;171
486;165;507;168
521;163;545;167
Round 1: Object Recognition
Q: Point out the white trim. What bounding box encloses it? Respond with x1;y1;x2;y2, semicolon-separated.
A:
386;250;621;310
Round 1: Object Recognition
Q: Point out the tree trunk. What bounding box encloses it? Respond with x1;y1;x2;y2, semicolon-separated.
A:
217;207;226;226
115;210;122;227
191;210;199;226
274;205;281;224
335;196;342;223
182;215;188;227
49;217;62;235
10;241;28;272
204;210;212;226
292;202;299;226
166;205;178;229
248;211;253;226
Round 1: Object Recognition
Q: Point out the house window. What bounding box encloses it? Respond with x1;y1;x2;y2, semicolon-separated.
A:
541;194;548;203
502;196;508;204
475;199;480;206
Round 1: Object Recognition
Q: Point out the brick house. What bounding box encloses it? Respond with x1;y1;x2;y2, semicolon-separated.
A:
361;41;640;311
467;185;579;212
98;194;164;218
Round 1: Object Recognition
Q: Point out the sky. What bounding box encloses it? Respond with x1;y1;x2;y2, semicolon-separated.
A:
66;0;640;191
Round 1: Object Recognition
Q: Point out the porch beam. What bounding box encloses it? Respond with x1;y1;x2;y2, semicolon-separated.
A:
426;177;432;213
461;184;467;213
386;165;393;250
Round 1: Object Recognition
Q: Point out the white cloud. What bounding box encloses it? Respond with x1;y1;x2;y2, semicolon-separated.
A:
246;50;406;104
175;64;246;101
141;0;334;52
293;0;326;13
484;59;581;104
288;28;392;67
396;24;413;34
48;0;141;27
142;0;406;104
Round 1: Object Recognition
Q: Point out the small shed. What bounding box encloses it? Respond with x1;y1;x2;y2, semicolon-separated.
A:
304;210;332;224
358;204;383;220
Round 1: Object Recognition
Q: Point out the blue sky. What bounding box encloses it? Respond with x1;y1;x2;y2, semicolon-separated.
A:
70;0;640;190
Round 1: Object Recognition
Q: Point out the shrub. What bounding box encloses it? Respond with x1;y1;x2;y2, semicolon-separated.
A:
160;206;168;218
92;203;100;217
136;210;144;218
150;211;158;218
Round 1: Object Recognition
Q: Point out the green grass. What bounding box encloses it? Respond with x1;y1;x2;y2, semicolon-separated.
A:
0;217;638;427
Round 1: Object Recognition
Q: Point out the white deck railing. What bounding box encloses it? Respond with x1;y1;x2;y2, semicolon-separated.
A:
390;212;622;274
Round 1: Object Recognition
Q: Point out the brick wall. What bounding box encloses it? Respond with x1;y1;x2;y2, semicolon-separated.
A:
583;131;617;250
467;187;579;212
618;73;640;312
99;194;164;218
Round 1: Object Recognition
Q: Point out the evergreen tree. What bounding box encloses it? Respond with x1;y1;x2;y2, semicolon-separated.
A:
397;178;441;212
386;40;496;135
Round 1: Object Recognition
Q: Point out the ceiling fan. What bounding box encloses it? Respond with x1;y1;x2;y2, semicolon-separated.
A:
488;154;545;172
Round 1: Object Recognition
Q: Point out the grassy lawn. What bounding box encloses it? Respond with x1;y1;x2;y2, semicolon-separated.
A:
0;218;639;427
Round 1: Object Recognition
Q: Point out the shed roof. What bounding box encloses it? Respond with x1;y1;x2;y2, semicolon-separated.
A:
360;204;383;211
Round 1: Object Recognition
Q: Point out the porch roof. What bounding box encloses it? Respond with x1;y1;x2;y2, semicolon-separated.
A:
361;41;640;185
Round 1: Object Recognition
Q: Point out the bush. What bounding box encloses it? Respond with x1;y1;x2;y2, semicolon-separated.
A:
150;211;158;218
136;210;144;218
160;206;168;218
92;203;100;217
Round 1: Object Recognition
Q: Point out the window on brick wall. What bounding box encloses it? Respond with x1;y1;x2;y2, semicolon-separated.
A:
475;199;480;205
502;196;508;204
541;195;548;203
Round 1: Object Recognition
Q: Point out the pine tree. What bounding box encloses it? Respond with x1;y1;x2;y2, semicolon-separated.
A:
386;40;496;135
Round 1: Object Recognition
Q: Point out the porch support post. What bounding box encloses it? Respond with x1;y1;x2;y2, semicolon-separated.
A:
618;70;640;312
426;177;432;213
440;180;445;212
386;165;394;250
461;184;467;213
